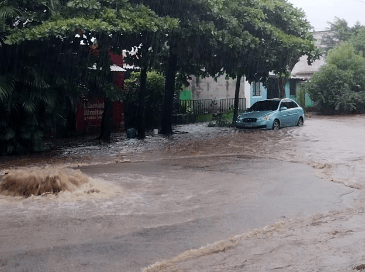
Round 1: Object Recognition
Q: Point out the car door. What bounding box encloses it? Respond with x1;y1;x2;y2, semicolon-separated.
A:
287;101;300;126
278;101;290;127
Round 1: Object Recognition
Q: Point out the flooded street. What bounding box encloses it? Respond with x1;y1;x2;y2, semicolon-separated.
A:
1;115;365;271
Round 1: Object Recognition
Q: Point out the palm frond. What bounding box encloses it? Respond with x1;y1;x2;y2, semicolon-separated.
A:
0;1;19;20
23;66;51;90
41;91;57;112
42;0;61;15
3;127;15;140
22;100;37;113
0;1;15;46
33;129;44;140
0;74;14;101
20;129;31;140
0;34;4;45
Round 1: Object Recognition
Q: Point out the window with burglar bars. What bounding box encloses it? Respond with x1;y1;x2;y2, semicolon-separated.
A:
252;82;261;96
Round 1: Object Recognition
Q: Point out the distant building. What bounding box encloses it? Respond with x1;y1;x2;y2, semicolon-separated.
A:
250;31;332;107
184;75;250;110
187;76;250;100
291;31;329;80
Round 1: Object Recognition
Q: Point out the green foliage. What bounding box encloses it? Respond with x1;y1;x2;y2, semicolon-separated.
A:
0;1;92;153
5;1;179;45
0;1;18;45
124;71;165;99
208;112;235;127
296;86;306;109
0;0;324;149
0;65;78;153
326;42;365;72
124;71;165;128
322;17;365;55
323;18;353;46
208;0;320;100
0;0;180;150
261;1;320;98
104;83;123;101
301;42;365;113
0;74;14;100
348;27;365;56
67;0;102;9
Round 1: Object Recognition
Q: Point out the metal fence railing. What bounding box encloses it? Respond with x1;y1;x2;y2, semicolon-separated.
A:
175;98;246;115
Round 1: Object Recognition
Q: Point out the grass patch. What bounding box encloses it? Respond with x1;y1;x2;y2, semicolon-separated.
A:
208;112;235;127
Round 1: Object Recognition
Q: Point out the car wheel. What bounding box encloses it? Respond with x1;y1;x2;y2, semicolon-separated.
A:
272;120;280;130
297;117;304;126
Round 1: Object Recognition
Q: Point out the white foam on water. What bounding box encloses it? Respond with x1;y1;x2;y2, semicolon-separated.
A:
0;166;124;203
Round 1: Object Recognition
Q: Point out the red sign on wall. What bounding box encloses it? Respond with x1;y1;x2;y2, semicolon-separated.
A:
75;97;124;132
75;98;104;132
75;49;126;133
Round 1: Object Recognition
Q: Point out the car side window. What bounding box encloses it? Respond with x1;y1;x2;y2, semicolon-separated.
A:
280;102;288;109
289;101;298;108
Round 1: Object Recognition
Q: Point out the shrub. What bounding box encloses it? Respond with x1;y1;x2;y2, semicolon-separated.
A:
296;86;306;109
124;71;165;129
300;42;365;114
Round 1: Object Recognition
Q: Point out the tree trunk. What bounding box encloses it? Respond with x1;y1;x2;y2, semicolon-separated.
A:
160;49;178;135
99;97;112;143
137;66;148;139
278;77;287;98
232;74;242;125
277;57;299;99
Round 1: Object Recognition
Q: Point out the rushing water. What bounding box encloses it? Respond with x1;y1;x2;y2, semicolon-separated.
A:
1;116;363;227
1;115;365;272
1;115;365;187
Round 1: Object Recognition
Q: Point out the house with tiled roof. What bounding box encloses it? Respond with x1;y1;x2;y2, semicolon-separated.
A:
249;31;332;107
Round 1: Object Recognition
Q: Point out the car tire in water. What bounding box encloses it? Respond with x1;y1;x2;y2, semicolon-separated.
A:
297;117;304;126
272;120;280;130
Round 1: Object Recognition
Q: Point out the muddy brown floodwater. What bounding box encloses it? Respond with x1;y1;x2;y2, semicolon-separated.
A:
1;115;365;271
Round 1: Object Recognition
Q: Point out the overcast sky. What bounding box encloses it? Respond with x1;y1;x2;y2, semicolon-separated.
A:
288;0;365;31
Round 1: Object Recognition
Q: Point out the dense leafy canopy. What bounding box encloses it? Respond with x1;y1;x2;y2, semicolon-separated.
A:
2;0;179;145
1;0;318;152
124;70;165;129
348;27;365;57
5;6;178;45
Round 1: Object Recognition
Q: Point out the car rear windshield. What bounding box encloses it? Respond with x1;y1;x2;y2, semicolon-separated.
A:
250;100;280;111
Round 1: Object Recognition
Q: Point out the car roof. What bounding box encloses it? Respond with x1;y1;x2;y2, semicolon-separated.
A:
259;98;283;101
263;98;293;102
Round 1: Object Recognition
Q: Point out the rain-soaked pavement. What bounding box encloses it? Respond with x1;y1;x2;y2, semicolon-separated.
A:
1;115;365;271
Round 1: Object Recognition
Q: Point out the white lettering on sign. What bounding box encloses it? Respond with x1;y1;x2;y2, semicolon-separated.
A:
82;102;104;121
83;102;105;109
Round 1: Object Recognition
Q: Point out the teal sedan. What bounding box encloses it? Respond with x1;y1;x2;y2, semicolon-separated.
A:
235;98;304;130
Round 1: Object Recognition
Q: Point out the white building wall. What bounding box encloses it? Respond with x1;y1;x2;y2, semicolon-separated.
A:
243;78;251;107
188;75;251;108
